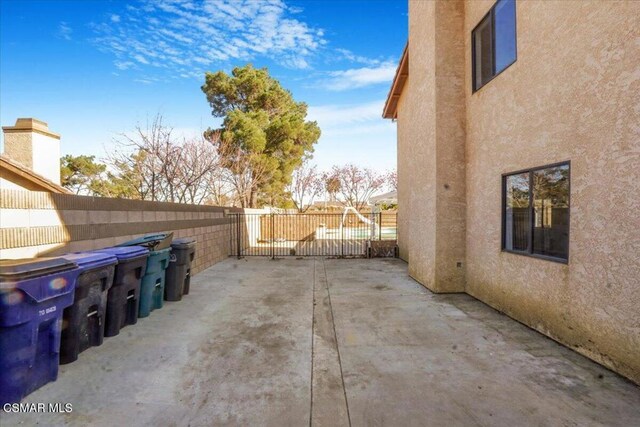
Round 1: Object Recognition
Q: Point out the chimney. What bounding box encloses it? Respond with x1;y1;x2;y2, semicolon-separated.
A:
2;118;61;184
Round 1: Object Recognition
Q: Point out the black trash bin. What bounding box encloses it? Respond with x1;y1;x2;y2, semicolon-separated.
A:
59;252;118;365
165;238;196;301
93;246;148;337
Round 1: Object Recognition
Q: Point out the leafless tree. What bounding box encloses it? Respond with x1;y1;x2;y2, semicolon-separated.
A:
386;169;397;191
323;173;341;202
208;130;272;208
108;114;224;205
175;136;222;205
327;164;386;211
288;160;323;212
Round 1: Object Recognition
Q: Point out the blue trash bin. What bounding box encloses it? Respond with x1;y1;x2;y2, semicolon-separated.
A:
59;252;118;365
0;258;80;404
93;247;148;337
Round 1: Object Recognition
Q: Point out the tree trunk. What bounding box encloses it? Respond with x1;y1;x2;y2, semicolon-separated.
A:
250;190;258;208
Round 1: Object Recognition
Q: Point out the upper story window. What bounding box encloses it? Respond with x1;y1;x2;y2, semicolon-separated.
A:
472;0;517;92
502;162;570;263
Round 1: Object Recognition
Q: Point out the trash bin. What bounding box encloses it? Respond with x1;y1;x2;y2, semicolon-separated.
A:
165;238;196;301
93;247;148;337
116;233;173;317
138;247;171;317
117;232;173;251
0;258;80;404
59;252;117;365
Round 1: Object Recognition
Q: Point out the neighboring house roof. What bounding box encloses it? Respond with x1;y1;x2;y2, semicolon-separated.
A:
369;190;398;205
0;154;70;193
382;42;409;119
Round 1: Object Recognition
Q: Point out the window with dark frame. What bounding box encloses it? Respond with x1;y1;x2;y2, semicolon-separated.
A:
472;0;517;91
502;163;570;262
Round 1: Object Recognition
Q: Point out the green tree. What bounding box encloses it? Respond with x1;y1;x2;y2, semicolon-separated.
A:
96;158;142;199
202;64;321;208
60;155;107;195
60;154;140;198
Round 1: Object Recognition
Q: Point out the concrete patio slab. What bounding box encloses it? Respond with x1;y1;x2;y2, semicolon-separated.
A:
1;258;638;427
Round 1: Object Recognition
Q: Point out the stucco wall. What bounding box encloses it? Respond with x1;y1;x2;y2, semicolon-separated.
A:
0;174;33;191
31;132;61;184
402;0;437;288
434;0;467;292
396;0;639;384
398;0;466;292
396;91;409;262
463;0;640;384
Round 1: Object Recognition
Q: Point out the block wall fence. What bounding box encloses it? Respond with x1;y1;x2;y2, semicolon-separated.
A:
0;189;243;275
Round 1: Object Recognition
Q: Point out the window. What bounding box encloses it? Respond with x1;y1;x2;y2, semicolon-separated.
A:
502;162;570;262
472;0;517;91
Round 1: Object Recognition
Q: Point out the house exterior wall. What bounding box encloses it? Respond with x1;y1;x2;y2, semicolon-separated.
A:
434;0;467;292
396;91;410;262
398;0;467;292
397;0;640;384
401;0;437;288
0;173;35;191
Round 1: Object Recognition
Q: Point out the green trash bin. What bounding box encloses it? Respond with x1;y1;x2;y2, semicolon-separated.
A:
116;233;173;251
116;234;173;318
137;248;170;318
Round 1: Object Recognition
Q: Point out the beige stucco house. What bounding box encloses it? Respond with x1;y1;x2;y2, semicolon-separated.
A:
384;0;639;384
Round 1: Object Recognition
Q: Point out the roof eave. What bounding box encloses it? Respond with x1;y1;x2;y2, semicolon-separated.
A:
382;42;409;119
0;155;71;194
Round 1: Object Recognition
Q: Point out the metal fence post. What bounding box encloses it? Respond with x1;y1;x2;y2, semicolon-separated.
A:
271;213;275;259
341;218;344;258
236;214;241;259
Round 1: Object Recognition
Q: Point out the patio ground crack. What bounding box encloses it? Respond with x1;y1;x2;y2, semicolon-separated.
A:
310;258;351;427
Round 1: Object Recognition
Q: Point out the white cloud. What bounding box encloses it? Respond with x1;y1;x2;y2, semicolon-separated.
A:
306;100;397;171
334;48;380;66
92;0;325;79
114;60;135;70
321;61;397;91
281;56;310;70
57;22;72;40
308;100;386;126
134;78;154;85
132;54;150;65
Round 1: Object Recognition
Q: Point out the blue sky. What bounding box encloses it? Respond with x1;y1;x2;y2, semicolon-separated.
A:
0;0;406;172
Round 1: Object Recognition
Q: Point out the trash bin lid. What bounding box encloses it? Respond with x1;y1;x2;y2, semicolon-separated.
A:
0;257;78;282
116;233;173;250
93;246;149;261
171;238;196;249
62;252;118;269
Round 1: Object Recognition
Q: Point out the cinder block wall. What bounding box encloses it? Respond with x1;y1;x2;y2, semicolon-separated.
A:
0;189;241;275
